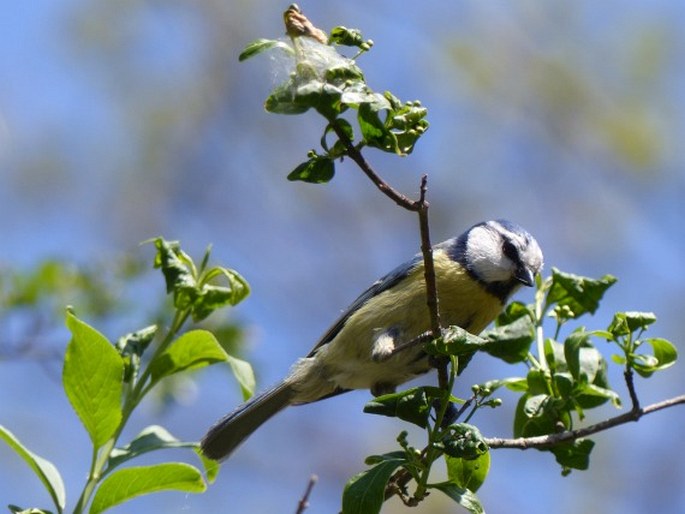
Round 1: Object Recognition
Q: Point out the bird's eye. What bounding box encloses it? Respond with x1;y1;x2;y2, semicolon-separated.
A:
502;239;519;263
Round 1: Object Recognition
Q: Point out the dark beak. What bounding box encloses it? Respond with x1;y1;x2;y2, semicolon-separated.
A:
515;266;536;287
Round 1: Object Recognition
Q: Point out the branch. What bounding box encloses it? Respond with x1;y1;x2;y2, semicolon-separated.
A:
624;367;641;411
328;120;444;382
485;394;685;450
295;475;318;514
416;176;440;337
329;121;420;211
415;176;447;388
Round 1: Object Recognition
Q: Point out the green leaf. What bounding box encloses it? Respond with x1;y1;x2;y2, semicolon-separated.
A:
544;338;566;373
363;450;407;466
445;451;491;493
513;393;571;439
116;325;158;357
340;85;386;111
0;425;65;513
322;119;354;158
632;337;677;377
191;266;250;321
202;266;250;305
107;426;196;470
441;424;489;460
564;330;602;384
149;330;228;385
547;269;617;320
293;79;344;119
550;439;595;475
342;457;405;514
526;369;550;396
116;325;158;383
89;463;206;514
329;26;367;48
357;102;392;148
197;451;221;484
238;38;294;62
226;355;256;400
363;387;441;428
496;301;533;325
427;326;487;357
148;238;249;320
150;238;198;309
481;315;535;363
480;377;528;393
553;372;574;399
431;482;484;514
608;311;657;337
265;82;310;115
63;310;123;447
573;383;621;409
287;155;335;183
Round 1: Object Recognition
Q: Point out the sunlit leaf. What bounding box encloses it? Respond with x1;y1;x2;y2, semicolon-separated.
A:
608;311;657;338
363;387;441;428
0;425;65;513
107;425;196;470
431;482;484;514
329;26;366;48
427;326;487;357
226;355;256;400
149;330;228;385
547;269;617;320
632;337;677;377
149;238;198;310
287;155;335;183
63;310;123;447
481;315;535;363
445;451;491;492
238;38;294;62
89;463;206;514
342;456;405;514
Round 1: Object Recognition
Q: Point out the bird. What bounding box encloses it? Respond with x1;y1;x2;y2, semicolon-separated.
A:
201;219;543;460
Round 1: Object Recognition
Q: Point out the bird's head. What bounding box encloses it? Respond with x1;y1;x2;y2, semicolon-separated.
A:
457;219;544;300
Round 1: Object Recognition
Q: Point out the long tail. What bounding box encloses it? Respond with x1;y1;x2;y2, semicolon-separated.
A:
201;382;296;461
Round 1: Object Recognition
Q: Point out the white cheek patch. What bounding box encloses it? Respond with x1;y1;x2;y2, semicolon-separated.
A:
466;226;514;282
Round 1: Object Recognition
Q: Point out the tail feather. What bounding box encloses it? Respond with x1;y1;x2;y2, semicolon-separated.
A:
201;382;295;461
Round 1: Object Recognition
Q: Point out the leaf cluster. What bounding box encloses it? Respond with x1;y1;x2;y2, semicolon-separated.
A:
2;238;253;514
343;269;676;512
240;24;429;184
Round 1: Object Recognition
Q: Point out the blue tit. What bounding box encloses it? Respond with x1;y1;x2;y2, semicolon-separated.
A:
201;219;543;460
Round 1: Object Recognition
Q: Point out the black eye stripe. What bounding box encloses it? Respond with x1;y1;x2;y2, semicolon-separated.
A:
502;239;520;263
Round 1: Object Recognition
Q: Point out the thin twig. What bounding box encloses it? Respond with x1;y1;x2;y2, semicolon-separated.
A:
330;119;446;386
383;393;685;503
386;331;434;358
328;120;419;211
415;175;448;388
416;176;440;337
624;368;641;411
485;394;685;450
295;475;318;514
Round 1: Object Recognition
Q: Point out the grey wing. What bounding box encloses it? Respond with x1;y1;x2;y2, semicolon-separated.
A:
306;253;423;357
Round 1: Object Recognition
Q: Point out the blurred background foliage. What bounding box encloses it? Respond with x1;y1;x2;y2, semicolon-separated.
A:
1;1;683;513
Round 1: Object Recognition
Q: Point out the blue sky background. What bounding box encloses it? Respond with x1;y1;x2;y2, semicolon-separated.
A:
1;1;684;513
